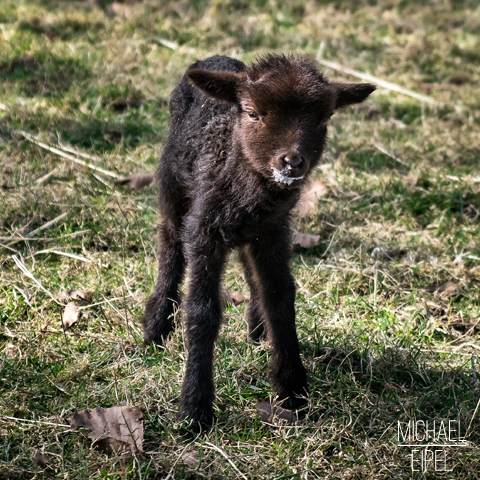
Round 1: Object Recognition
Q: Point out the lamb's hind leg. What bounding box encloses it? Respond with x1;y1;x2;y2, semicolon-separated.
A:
238;246;265;341
143;217;186;345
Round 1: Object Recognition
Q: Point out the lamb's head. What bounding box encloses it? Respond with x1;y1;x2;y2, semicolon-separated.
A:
188;55;375;189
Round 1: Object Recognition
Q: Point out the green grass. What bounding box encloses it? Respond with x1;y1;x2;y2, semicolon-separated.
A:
1;0;480;478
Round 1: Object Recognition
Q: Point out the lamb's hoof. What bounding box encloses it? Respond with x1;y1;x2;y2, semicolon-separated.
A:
257;401;298;423
142;329;172;346
277;391;308;412
177;408;214;434
143;338;163;347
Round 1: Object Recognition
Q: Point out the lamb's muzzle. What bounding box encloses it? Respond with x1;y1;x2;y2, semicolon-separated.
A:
271;166;304;185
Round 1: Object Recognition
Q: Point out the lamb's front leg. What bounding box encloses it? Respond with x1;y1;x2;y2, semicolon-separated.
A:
143;219;186;345
244;231;308;410
177;240;228;430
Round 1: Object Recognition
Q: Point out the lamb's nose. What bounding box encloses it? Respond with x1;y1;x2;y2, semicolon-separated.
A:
284;154;304;169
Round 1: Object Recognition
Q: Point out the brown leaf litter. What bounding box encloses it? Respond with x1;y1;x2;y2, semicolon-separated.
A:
113;173;154;189
180;449;200;469
371;246;408;260
422;281;460;300
296;178;328;216
58;289;93;303
71;406;144;454
256;401;297;423
33;449;50;469
62;302;79;331
292;232;320;249
221;290;248;308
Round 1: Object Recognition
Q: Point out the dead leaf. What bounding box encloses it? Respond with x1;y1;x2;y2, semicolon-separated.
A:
71;406;144;454
446;317;479;329
423;281;460;300
33;449;50;469
221;290;248;308
62;302;79;331
221;290;230;309
296;178;328;216
448;72;471;85
93;437;129;455
256;401;297;423
256;401;272;421
180;449;200;469
229;291;247;305
3;342;17;359
113;173;154;189
105;1;138;17
371;246;408;260
58;290;93;303
292;232;320;249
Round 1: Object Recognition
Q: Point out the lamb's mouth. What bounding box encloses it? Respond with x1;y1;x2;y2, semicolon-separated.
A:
271;167;304;186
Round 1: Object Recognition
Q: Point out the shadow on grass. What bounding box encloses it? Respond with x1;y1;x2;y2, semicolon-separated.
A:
3;108;164;152
381;181;480;226
0;53;91;99
312;177;480;229
18;17;105;42
298;338;480;449
346;149;409;173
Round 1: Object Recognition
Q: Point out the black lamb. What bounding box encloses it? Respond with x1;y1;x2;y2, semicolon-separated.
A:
143;54;375;430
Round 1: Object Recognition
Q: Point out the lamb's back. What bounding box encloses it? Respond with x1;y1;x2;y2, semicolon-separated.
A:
158;56;245;183
169;56;245;144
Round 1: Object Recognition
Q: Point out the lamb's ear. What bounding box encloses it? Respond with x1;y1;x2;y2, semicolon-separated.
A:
187;69;243;104
331;82;376;109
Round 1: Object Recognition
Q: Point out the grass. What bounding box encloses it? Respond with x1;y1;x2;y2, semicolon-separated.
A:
1;0;480;478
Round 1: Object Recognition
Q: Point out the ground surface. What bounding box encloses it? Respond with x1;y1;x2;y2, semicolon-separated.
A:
1;0;480;478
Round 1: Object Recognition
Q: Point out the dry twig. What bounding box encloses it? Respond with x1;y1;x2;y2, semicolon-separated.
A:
6;212;68;247
12;255;61;305
17;131;120;179
316;42;442;106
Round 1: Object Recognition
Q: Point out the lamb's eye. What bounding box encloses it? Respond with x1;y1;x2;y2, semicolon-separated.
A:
247;111;259;123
